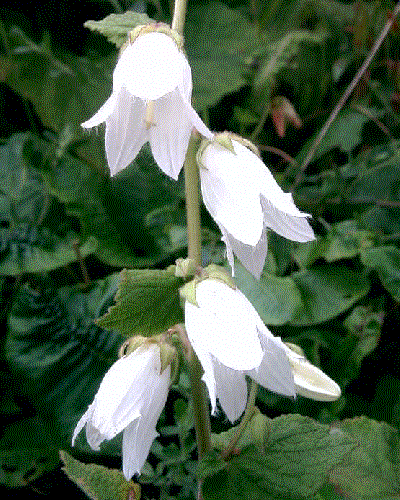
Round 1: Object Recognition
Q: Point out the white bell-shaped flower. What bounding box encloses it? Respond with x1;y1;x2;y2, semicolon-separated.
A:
198;134;315;278
82;28;213;180
72;343;171;479
184;278;296;422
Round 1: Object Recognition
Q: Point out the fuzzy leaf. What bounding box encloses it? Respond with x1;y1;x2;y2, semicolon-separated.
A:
84;12;153;47
330;417;400;499
201;413;355;500
97;268;184;337
60;450;140;500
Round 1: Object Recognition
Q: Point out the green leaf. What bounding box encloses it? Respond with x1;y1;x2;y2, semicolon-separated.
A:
6;273;124;454
290;263;370;325
24;135;178;269
296;107;376;165
254;30;327;94
84;12;153;47
232;262;302;325
346;145;400;204
185;1;259;111
361;245;400;301
0;228;97;275
330;417;400;499
202;413;355;500
97;268;184;337
294;220;375;267
0;133;97;275
0;416;59;487
60;450;140;500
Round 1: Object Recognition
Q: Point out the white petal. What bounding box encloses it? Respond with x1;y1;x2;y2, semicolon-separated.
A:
246;324;295;398
261;198;315;242
85;421;108;451
149;89;193;180
213;362;248;422
200;144;264;245
104;89;148;175
221;225;268;280
81;92;119;128
88;346;160;439
72;403;94;446
121;364;170;479
185;280;264;370
119;33;186;100
283;346;341;401
232;141;309;217
122;420;158;480
178;88;214;140
178;55;193;101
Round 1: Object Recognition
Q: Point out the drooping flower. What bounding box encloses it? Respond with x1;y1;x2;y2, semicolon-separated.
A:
183;277;296;422
82;25;213;180
183;276;341;422
72;343;171;479
197;133;315;279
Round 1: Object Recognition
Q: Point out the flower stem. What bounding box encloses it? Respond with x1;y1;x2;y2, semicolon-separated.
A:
187;345;212;458
172;0;211;469
183;139;212;459
184;136;202;265
171;0;188;35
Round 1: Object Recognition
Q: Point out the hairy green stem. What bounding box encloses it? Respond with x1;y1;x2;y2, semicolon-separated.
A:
172;0;212;465
187;345;212;458
184;136;202;265
183;128;212;462
171;0;188;34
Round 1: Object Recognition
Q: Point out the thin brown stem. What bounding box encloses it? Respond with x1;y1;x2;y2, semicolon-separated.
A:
292;1;400;191
72;240;91;286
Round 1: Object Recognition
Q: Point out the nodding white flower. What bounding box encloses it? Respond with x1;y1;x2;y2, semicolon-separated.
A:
184;278;341;422
82;27;213;180
197;134;315;279
72;343;171;479
184;278;296;422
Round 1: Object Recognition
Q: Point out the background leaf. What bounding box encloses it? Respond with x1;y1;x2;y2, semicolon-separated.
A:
232;262;302;325
361;246;400;302
290;263;370;326
0;416;59;487
6;273;124;454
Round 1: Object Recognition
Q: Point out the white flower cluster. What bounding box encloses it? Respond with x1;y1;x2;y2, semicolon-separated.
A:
74;24;340;481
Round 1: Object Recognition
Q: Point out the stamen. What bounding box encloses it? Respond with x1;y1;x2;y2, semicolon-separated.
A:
145;101;156;129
